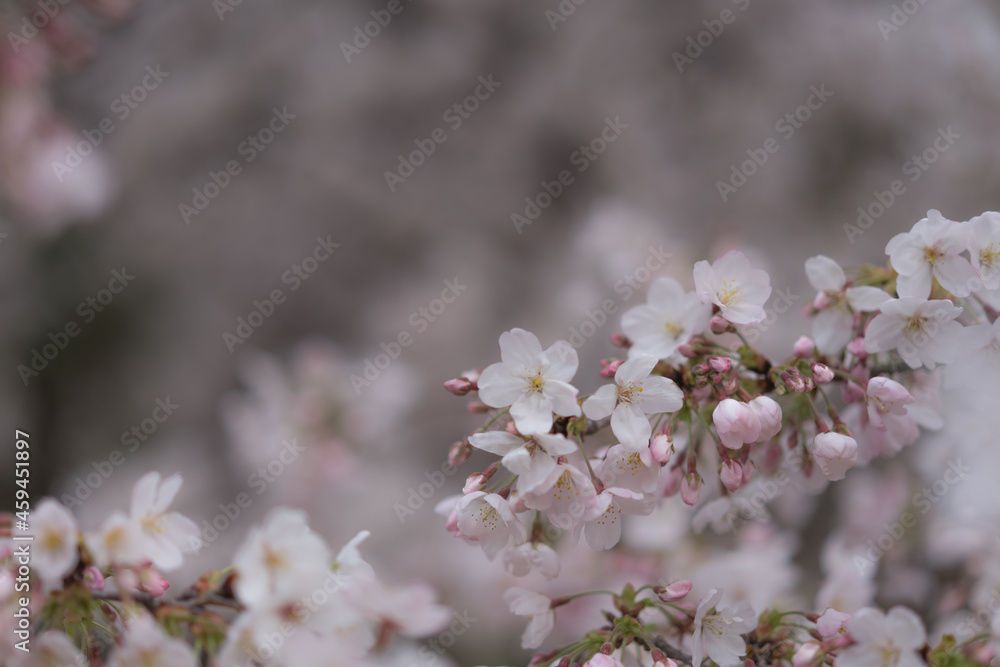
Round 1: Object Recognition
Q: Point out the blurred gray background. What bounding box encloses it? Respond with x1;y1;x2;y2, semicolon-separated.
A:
2;0;1000;662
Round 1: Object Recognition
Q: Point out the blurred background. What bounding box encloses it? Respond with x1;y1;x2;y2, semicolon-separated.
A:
3;0;1000;664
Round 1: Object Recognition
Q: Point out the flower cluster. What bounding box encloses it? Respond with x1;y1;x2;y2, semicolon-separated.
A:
0;473;450;665
439;210;1000;664
496;580;992;667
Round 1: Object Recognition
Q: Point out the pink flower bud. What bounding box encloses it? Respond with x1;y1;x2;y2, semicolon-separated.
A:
748;395;782;441
811;363;834;384
610;333;631;348
712;399;761;449
448;439;472;467
143;575;170;598
444;378;474;395
83;566;105;591
466;402;490;413
708;356;732;373
463;473;486;494
710;316;731;334
741;459;756;483
677;343;697;358
811;433;858;481
720;460;743;492
600;359;624;379
650;434;672;464
656;579;693;602
846;337;867;359
692;362;710;375
792;641;823;667
506;420;519;434
681;472;701;505
792;335;815;358
812;292;831;310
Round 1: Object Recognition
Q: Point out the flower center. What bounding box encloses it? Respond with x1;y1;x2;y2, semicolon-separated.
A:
664;321;683;338
880;643;901;665
981;243;999;274
905;316;928;335
702;612;726;637
263;545;287;572
924;244;945;266
42;529;63;552
717;279;745;307
617;382;643;405
141;513;165;534
526;373;546;394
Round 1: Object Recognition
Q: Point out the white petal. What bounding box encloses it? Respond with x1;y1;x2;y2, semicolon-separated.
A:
469;431;523;456
130;472;160;518
886;606;926;650
615;355;657;385
499;328;543;370
611;404;652;450
543;379;581;418
510;392;553;435
476;363;525;407
540;340;579;382
582;384;618;420
846;286;892;311
805;255;846;292
634;376;683;414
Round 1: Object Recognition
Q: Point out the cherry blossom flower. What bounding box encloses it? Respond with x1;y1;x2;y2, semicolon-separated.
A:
713;399;761;449
9;631;86;667
817;608;851;639
107;614;197;667
332;529;376;583
456;492;527;558
863;297;965;370
233;507;332;609
583;655;625;667
886;210;978;299
582;355;683;450
86;511;143;569
690;588;757;667
503;542;560;579
129;472;200;571
598;443;660;494
946;318;1000;388
583;487;654;550
477;328;581;435
468;431;576;494
344;578;451;638
524;463;600;531
805;255;893;354
693;250;772;325
865;378;915;430
31;499;78;587
837;606;926;667
620;277;711;361
966;211;1000;289
503;587;554;649
812;433;858;481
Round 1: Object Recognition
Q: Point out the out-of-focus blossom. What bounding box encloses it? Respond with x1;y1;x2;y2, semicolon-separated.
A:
690;588;756;667
621;277;711;361
503;587;554;649
31;499;78;587
837;606;926;667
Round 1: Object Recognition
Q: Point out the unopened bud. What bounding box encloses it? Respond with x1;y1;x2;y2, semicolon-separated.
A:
610;333;632;348
692;362;710;375
811;363;834;384
677;343;697;358
448;439;472;467
710;316;731;334
846;337;867;359
466;402;490;413
656;579;692;602
708;356;732;373
463;473;487;494
650;434;672;464
444;378;474;395
812;292;831;310
720;460;743;493
600;359;624;378
792;335;815;358
680;472;701;505
84;566;105;591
